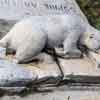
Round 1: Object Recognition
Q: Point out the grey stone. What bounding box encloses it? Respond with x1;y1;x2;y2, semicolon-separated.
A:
0;0;88;38
0;60;37;92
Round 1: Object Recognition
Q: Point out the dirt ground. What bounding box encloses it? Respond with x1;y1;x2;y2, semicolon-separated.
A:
1;86;100;100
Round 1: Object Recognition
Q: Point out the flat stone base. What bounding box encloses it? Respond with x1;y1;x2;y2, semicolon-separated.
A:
5;53;100;84
1;86;100;100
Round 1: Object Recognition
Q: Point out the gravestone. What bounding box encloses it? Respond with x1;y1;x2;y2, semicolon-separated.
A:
0;0;87;20
0;0;100;93
0;0;88;38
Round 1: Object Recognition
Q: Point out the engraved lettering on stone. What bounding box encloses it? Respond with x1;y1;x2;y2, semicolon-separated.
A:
0;0;37;8
44;4;67;11
24;1;37;8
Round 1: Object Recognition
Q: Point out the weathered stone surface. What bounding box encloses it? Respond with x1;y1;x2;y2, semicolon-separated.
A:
1;90;100;100
0;0;87;21
0;0;88;38
0;59;37;92
60;57;95;76
0;0;100;93
0;15;86;63
16;55;100;84
1;53;100;93
5;53;62;86
0;1;100;63
88;51;100;68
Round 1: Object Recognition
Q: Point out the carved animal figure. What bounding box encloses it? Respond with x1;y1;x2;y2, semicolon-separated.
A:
0;15;100;63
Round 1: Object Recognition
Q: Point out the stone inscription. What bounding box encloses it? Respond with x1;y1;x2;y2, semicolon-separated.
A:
0;0;69;11
44;3;67;11
0;0;37;8
0;0;79;20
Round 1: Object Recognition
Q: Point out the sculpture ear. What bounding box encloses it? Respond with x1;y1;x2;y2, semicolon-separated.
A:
0;32;11;48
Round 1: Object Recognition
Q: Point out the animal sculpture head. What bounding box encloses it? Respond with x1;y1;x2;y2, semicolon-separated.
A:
85;26;100;52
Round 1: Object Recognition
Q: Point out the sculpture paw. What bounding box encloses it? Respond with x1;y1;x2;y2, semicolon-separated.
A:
63;49;83;59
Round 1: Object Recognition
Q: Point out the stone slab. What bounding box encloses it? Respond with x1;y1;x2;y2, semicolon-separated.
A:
5;53;100;84
1;87;100;100
5;54;62;86
0;0;87;21
88;51;100;68
60;57;99;76
0;0;88;38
